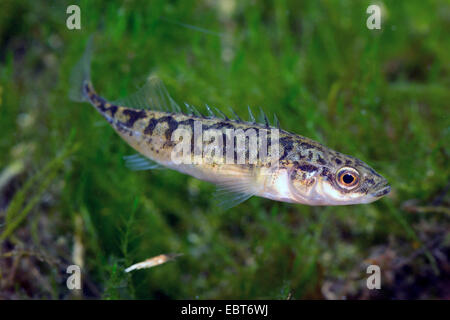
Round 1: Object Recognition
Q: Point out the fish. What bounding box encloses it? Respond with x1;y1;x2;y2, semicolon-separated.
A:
69;38;390;209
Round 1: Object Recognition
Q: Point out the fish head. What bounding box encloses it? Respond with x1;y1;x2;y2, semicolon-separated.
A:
288;154;390;205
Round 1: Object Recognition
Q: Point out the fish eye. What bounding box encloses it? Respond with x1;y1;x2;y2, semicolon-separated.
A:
342;174;354;184
336;167;360;189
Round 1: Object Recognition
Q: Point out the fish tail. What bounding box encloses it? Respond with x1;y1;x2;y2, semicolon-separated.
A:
69;36;94;103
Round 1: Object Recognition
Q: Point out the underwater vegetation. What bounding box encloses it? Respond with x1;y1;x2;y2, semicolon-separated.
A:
0;0;449;299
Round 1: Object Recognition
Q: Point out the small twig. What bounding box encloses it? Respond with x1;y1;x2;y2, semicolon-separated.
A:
125;253;183;273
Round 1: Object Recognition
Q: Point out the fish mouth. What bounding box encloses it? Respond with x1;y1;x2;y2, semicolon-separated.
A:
370;184;391;198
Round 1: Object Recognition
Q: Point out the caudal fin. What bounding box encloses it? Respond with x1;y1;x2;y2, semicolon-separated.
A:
69;36;94;102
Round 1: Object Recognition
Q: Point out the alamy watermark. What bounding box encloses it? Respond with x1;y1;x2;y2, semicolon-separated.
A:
66;264;81;290
366;4;382;30
66;5;81;30
366;264;381;289
169;120;280;171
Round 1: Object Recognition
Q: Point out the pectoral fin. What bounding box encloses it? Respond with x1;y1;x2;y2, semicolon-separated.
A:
123;154;165;171
212;173;261;210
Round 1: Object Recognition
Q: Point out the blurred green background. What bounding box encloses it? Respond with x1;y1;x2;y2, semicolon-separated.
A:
0;0;449;299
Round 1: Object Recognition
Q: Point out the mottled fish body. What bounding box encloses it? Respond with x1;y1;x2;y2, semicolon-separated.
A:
70;39;390;208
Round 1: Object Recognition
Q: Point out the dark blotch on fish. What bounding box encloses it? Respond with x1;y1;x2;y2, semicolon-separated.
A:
158;116;180;140
279;137;294;160
144;118;158;135
178;118;195;128
97;102;118;118
320;167;334;181
298;163;318;172
204;121;235;131
372;186;390;197
317;155;327;165
300;142;316;150
123;109;147;127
